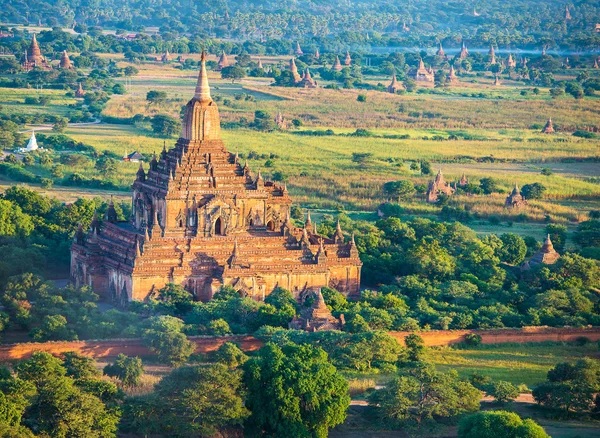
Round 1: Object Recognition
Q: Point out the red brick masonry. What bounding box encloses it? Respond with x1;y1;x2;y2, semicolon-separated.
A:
1;327;599;361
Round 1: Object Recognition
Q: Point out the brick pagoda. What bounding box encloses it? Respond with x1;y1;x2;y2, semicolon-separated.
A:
71;53;362;304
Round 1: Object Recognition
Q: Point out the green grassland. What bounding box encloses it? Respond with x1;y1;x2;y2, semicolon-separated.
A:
0;87;77;117
429;342;600;388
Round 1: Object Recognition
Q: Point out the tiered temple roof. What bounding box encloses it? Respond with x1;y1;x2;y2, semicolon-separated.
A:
289;288;344;332
522;235;560;271
507;54;517;68
414;59;434;82
288;58;302;82
71;52;361;305
489;45;496;64
22;34;52;71
332;56;343;72
344;50;352;66
75;83;85;97
59;50;73;69
297;68;318;88
217;51;229;70
447;65;459;84
459;42;469;59
542;118;555;134
387;74;403;94
436;43;446;58
505;184;528;209
426;169;455;203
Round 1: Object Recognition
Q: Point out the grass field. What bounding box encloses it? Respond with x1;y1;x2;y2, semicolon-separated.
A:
429;342;600;388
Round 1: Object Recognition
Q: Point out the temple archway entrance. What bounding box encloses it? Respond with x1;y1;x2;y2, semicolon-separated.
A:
266;220;275;231
214;217;224;235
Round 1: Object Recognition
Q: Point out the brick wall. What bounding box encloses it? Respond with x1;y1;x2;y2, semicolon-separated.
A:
0;327;598;361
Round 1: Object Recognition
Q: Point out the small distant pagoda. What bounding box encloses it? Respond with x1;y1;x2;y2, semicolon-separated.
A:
436;42;446;59
332;56;343;72
457;173;469;188
161;50;171;63
459;42;469;59
426;169;455;203
507;54;517;68
22;34;52;71
344;50;352;66
387;74;404;94
594;59;599;69
288;58;301;82
297;68;318;88
256;58;264;70
314;48;320;60
274;112;287;129
294;42;303;56
414;59;434;82
494;75;501;86
505;184;528;209
489;45;496;64
289;288;344;332
217;51;229;71
447;65;459;84
541;118;555;134
522;235;560;271
75;83;85;97
565;5;572;20
59;50;73;69
19;131;39;152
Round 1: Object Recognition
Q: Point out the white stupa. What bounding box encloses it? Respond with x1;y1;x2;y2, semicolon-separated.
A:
24;131;38;152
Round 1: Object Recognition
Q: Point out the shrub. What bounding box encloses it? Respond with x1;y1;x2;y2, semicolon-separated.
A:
464;333;482;346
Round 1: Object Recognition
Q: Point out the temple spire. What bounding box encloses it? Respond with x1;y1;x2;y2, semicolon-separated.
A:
194;51;211;102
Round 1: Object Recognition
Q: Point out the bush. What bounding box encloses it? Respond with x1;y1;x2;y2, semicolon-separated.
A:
488;380;520;403
459;411;549;438
357;94;367;102
464;333;482;346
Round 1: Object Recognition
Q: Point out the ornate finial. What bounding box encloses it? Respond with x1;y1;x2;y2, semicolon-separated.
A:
305;210;312;229
194;50;212;102
144;225;150;241
135;238;142;257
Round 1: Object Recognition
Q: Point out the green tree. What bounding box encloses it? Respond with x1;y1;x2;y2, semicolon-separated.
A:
103;354;144;388
488;380;520;403
52;118;68;133
244;342;350;438
573;220;600;249
404;333;426;363
383;180;415;201
221;65;247;82
369;363;480;427
0;200;34;237
62;352;101;380
146;90;168;104
122;364;248;436
459;411;549;438
14;352;119;437
156;283;193;315
499;233;527;265
420;160;432;175
480;177;499;194
151;114;181;137
521;183;546;200
141;316;195;366
252;110;276;131
214;342;249;368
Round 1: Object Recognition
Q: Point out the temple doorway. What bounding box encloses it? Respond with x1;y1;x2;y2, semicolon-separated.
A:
214;217;224;235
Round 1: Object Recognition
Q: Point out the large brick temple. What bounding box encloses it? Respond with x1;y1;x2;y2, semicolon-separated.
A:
71;53;362;304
